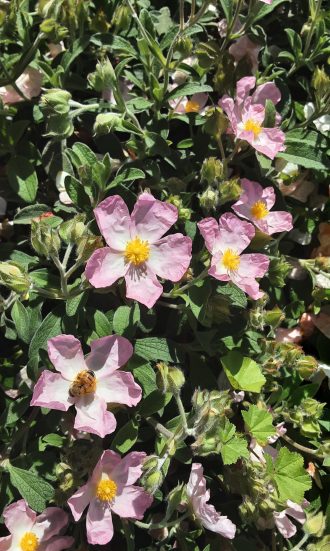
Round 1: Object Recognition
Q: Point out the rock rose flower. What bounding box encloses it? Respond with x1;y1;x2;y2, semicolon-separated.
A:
85;192;192;308
198;212;269;299
219;76;285;159
68;450;153;545
0;499;73;551
229;35;261;73
232;178;293;234
274;500;308;538
0;67;42;104
169;92;208;114
31;334;141;438
187;463;236;539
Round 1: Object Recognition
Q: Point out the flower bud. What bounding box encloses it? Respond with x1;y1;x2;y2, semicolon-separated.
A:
156;363;185;394
218;178;242;205
142;456;159;473
201;157;223;185
264;307;285;328
31;220;61;258
203;107;228;137
304;511;326;537
175;36;193;58
296;355;318;379
93;113;122;136
112;4;131;32
142;469;163;494
76;235;104;262
0;262;30;294
312;67;330;99
40;18;68;41
59;214;86;244
166;195;191;221
268;256;291;287
91;9;110;33
88;58;116;93
198;187;219;212
40;89;71;115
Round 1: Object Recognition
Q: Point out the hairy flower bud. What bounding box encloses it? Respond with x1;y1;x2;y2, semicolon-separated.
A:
76;235;104;262
31;220;61;258
203;107;228;137
0;262;30;294
156;363;185;394
40;89;71;115
268;256;292;288
305;511;326;537
93;113;122;136
198;187;219;211
218;178;242;205
201;157;223;185
59;214;86;244
88;58;116;93
175;36;193;58
312;67;330;100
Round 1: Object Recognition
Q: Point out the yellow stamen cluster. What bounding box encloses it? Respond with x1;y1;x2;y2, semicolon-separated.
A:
20;532;39;551
222;249;240;271
244;119;262;138
250;200;269;220
96;479;118;502
185;100;200;113
125;237;150;266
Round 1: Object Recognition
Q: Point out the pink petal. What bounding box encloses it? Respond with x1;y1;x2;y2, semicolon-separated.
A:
74;394;116;437
85;247;127;288
47;335;85;380
218;213;255;253
125;264;163;308
198;218;220;254
259;211;293;235
148;234;192;281
187;464;208;501
67;481;94;521
252;82;281;106
42;536;75;551
191;92;208;110
94;195;131;249
262;185;276;210
274;511;297;538
241;103;265;124
236;76;256;106
255;128;286;159
110;452;147;487
130;192;178;243
97;371;142;407
86;499;114;545
0;536;12;550
95;450;121;480
237;253;270;279
36;508;69;542
3;500;35;534
112;486;153;519
208;253;231;282
285;501;306;525
30;371;72;411
198;500;236;539
85;335;133;375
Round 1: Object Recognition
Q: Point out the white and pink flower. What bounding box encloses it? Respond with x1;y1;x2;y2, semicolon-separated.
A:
169;92;208;114
0;500;73;551
31;334;141;438
187;463;236;539
232;178;293;235
198;212;269;300
68;450;153;545
0;67;43;104
85;192;192;308
229;36;261;74
219;76;285;159
274;500;308;538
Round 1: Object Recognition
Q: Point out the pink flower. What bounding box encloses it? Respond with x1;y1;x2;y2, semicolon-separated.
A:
229;36;261;73
0;68;42;104
169;92;208;114
232;178;293;235
0;499;73;551
259;0;273;3
85;193;192;308
47;42;65;59
219;76;285;159
68;450;153;545
187;463;236;539
198;212;269;300
274;327;302;344
31;334;141;438
274;500;308;538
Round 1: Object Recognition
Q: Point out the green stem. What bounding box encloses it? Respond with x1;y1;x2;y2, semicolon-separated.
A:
303;0;322;57
179;0;185;30
146;417;174;440
51;255;69;297
282;434;323;459
290;533;309;551
134;512;189;531
174;392;190;435
122;519;135;551
167;267;209;296
62;243;73;272
65;259;84;281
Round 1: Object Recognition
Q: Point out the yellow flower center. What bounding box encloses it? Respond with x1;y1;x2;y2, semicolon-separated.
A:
222;249;240;271
250;200;269;220
96;479;118;502
185;100;200;113
20;532;39;551
244;119;262;138
125;237;150;266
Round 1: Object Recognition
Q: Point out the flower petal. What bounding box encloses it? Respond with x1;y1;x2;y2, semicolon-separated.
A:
74;394;116;437
218;213;255;253
273;510;297;538
0;535;12;551
86;500;114;546
85;247;127;289
198;500;236;539
94;450;121;480
97;371;142;407
42;536;74;551
67;481;94;521
47;335;85;380
85;335;133;375
148;234;192;282
30;371;72;411
259;211;293;235
130;192;178;242
110;452;147;487
198;217;220;254
187;463;208;501
125;264;163;308
252;82;281;106
94;195;131;249
36;508;69;542
3;500;35;536
236;76;256;106
112;486;153;519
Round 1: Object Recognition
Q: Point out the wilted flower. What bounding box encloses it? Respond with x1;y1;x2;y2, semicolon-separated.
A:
0;499;73;551
31;334;141;438
186;463;236;539
232;178;293;235
0;67;42;104
198;212;269;299
219;76;285;159
68;450;153;545
85;193;192;308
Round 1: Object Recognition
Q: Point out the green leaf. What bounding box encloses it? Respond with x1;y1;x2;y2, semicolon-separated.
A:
113;304;140;338
266;447;312;503
242;405;276;445
252;0;288;23
71;142;97;167
111;418;139;453
39;434;66;451
278;129;329;170
7;156;38;203
221;351;266;392
28;307;63;375
186;278;212;327
14;204;51;224
220;419;249;465
216;283;247;309
139;390;172;417
8;465;54;512
11;301;30;343
135;337;183;363
166;83;212;101
89;309;113;337
64;174;91;209
133;362;157;396
107;167;145;190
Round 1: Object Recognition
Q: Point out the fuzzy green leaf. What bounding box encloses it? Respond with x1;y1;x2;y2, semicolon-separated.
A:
266;447;312;503
221;351;266;392
8;465;54;512
242;405;276;445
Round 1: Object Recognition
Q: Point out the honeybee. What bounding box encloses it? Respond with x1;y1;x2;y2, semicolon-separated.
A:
69;370;96;397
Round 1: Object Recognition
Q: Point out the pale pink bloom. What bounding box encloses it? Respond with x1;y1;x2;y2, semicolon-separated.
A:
47;42;65;59
232;390;245;403
169;91;208;114
0;68;42;104
274;327;302;344
31;334;141;438
0;499;73;551
56;171;73;205
219;76;285;159
268;422;287;444
172;57;196;85
259;0;273;3
187;463;236;539
229;35;261;73
85;193;192;308
232;178;293;235
278;176;314;203
274;500;307;538
68;450;153;545
198;212;269;300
